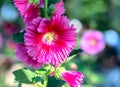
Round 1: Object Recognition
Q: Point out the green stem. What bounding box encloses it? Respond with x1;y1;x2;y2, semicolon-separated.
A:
43;75;48;87
18;82;22;87
44;0;48;18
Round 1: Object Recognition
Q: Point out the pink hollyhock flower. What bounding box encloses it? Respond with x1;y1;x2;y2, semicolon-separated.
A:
0;33;3;49
80;30;105;55
61;71;84;87
14;44;42;69
24;15;76;66
53;0;65;16
14;0;44;25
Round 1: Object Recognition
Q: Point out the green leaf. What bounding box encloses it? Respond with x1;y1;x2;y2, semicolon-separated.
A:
47;76;65;87
12;31;25;44
48;0;59;6
69;49;83;56
13;68;35;84
48;4;55;17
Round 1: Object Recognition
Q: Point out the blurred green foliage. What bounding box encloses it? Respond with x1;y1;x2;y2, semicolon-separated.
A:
65;0;120;32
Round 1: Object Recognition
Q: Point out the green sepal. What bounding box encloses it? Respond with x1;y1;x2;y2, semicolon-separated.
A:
36;65;54;76
34;76;43;83
29;0;40;5
13;68;35;84
12;31;25;44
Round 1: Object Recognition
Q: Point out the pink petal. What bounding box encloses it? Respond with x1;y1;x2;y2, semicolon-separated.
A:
53;0;65;16
13;0;28;16
14;44;42;69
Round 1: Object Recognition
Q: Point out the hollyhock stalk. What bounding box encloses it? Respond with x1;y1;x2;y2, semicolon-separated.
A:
12;0;84;87
44;0;48;18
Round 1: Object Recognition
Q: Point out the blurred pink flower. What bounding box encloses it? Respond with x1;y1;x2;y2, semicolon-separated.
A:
7;39;15;50
61;71;84;87
14;44;42;69
3;22;17;36
80;30;105;55
24;15;76;66
53;0;65;16
0;33;3;49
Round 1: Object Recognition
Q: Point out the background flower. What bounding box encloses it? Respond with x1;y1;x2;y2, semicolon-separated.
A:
80;30;105;55
104;30;119;47
0;33;3;49
69;19;83;34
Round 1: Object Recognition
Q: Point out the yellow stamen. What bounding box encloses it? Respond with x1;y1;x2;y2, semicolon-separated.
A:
44;32;55;43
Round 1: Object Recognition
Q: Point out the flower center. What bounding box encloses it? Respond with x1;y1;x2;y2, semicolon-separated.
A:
89;39;96;46
43;32;55;43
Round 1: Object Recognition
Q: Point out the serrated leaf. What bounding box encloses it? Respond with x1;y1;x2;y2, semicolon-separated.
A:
12;31;25;43
48;0;59;6
69;49;83;56
13;68;35;84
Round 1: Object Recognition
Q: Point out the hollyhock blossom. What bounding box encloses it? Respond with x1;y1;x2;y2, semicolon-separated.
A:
0;33;3;49
14;44;42;69
14;0;44;25
61;71;84;87
80;30;105;55
24;15;76;66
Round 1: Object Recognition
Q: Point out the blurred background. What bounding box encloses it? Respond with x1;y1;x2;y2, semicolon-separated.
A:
0;0;120;87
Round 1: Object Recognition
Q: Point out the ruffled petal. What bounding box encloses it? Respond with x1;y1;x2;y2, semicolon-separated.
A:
14;44;42;69
53;0;65;16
